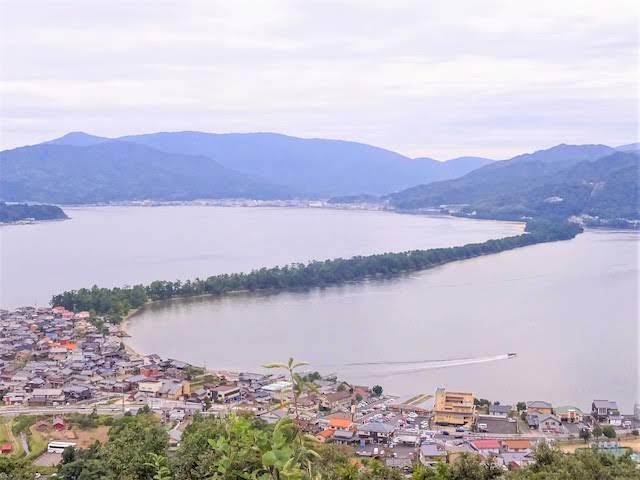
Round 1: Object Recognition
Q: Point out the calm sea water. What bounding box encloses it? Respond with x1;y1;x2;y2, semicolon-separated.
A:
2;206;637;411
128;228;639;412
0;205;521;308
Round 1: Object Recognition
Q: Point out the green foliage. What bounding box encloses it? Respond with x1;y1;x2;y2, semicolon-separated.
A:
592;426;603;437
411;453;501;480
11;415;36;435
101;411;169;479
51;220;582;318
516;401;527;412
264;357;312;420
0;201;68;222
0;456;35;480
58;413;168;479
509;444;640;479
601;425;617;439
174;414;321;479
57;414;640;480
371;385;383;397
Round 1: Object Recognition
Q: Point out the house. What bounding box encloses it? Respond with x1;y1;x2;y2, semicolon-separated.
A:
555;406;584;424
357;422;396;443
527;401;553;415
470;439;501;457
489;404;513;417
331;429;357;444
352;386;372;402
52;417;66;431
158;380;189;401
35;420;50;432
212;385;241;403
419;443;447;466
30;388;65;405
502;439;532;453
4;392;27;405
445;443;474;464
261;381;293;401
501;452;535;470
322;391;352;411
63;385;92;401
537;414;563;433
316;429;334;443
592;400;620;423
432;388;475;426
327;418;354;431
137;380;163;395
394;432;420;447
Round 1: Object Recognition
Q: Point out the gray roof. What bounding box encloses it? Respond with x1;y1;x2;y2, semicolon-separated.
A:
332;430;355;440
593;400;618;410
489;404;513;414
357;422;396;434
527;401;552;408
501;452;533;465
420;443;447;457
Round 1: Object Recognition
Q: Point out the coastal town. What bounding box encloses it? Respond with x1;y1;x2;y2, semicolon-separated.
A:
0;305;638;472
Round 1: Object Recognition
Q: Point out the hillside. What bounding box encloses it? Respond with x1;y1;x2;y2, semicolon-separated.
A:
0;141;293;204
113;131;492;196
389;146;639;221
0;202;68;223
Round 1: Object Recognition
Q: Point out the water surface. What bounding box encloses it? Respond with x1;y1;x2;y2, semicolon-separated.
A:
128;229;639;412
0;205;521;308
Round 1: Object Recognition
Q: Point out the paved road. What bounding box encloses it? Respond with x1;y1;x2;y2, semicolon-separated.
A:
19;431;29;456
0;405;132;417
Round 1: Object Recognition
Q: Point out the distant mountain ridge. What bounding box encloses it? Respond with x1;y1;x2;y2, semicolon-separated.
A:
389;144;640;222
1;131;495;203
114;131;494;196
2;132;637;210
0;141;293;204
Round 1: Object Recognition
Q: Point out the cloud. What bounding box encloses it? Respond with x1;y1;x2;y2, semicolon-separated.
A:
0;0;637;157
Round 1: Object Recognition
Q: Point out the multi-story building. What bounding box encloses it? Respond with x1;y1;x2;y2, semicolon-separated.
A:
432;388;475;426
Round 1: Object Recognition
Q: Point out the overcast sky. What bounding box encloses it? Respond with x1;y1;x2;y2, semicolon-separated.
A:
1;0;638;159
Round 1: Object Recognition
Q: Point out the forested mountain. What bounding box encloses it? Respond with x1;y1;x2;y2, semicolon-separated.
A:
0;202;68;223
0;141;292;204
114;131;493;196
390;147;640;221
2;131;494;201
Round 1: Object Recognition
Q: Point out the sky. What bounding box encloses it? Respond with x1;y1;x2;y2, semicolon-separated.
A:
0;0;638;159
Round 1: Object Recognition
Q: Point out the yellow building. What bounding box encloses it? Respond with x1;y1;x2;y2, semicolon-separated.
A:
432;388;475;426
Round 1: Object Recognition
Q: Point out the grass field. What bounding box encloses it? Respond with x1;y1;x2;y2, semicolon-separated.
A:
558;435;640;453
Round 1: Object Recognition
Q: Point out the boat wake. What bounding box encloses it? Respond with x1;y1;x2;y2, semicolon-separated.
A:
318;353;516;378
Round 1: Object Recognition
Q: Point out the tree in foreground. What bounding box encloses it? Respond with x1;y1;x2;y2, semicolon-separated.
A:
263;357;311;420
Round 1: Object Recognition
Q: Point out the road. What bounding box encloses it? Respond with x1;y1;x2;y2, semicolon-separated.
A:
0;405;134;417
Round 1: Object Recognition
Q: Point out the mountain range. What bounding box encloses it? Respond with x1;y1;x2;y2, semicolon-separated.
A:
0;131;492;203
1;132;637;223
389;144;640;221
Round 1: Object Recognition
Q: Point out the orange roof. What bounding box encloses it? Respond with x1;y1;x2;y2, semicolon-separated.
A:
60;341;77;350
328;418;354;429
318;429;334;438
502;439;531;449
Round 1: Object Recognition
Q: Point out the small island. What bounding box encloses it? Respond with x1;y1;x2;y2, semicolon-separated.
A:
0;201;68;224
